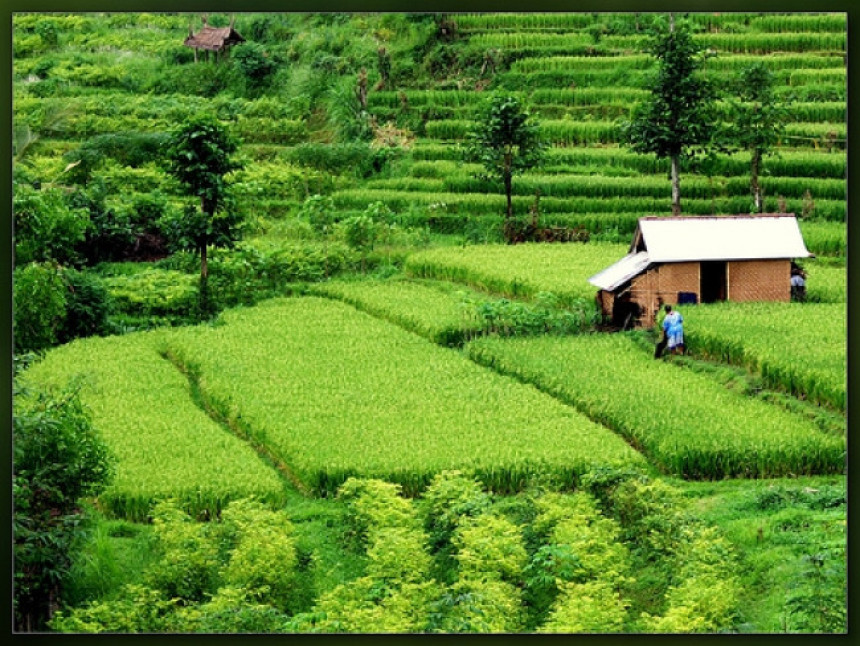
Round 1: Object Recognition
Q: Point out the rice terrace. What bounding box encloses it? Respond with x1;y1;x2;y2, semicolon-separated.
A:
12;11;847;634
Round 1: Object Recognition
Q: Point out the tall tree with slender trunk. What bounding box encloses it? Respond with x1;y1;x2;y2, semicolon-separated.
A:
162;114;243;315
620;14;718;216
725;62;789;213
464;94;544;229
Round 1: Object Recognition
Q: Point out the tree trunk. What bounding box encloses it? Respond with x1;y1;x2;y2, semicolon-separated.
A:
670;154;682;216
504;153;513;221
751;150;763;213
199;234;209;316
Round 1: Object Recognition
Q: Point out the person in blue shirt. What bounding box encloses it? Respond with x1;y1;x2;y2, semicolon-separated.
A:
661;304;685;355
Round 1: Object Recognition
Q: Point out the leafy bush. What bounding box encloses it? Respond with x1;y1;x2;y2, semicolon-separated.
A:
14;184;90;266
102;269;197;318
284;142;389;177
419;471;491;549
57;268;112;342
13;262;68;354
14;374;113;631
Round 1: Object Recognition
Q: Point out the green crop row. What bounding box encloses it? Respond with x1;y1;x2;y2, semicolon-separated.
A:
425;119;619;145
804;263;846;304
164;297;646;496
309;278;486;346
467;32;595;50
466;333;845;479
454;12;596;32
435;173;846;202
330;188;846;222
799;220;846;257
747;13;846;34
423;118;844;149
410;145;845;180
599;32;846;54
682;302;846;411
21;331;287;521
405;242;626;305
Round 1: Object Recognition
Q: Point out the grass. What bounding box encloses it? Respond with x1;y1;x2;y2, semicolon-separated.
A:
674;475;846;632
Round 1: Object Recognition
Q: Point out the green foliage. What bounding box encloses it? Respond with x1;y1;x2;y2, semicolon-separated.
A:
162;113;243;310
419;471;491;549
50;499;301;633
337;478;418;549
467;333;845;479
50;583;179;633
298;194;336;234
285;142;388;177
619;16;719;214
14;376;113;631
217;500;299;611
102;268;198;319
145;501;221;602
432;578;526;633
453;514;527;583
22;333;287;521
540;580;629;632
58;268;112;342
13;262;68;354
14;183;90;266
232;42;278;93
463;93;544;220
165;297;644;496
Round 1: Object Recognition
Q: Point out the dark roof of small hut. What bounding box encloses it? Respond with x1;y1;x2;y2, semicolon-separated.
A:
184;24;245;51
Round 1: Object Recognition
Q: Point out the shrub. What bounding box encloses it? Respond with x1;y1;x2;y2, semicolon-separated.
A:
13;262;68;354
57;269;112;343
14;184;90;266
419;471;491;549
14;375;113;631
144;501;221;603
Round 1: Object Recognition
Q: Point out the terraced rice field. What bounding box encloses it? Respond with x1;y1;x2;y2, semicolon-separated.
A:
467;332;845;479
163;297;647;496
20;332;288;520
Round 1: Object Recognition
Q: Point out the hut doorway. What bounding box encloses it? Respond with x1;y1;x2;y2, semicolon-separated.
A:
700;261;727;303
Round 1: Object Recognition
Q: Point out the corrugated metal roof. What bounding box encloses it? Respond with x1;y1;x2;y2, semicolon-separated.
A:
588;251;651;291
636;214;811;262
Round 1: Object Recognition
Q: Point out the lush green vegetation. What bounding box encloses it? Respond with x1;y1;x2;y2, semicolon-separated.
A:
683;302;846;411
467;332;844;479
164;297;646;495
22;332;288;520
14;10;846;635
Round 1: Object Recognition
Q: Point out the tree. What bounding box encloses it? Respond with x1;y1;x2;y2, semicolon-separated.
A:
13;363;113;631
620;15;718;216
725;62;789;213
162;114;243;315
464;94;544;228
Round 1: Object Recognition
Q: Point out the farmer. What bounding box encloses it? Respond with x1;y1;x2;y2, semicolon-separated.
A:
790;263;807;302
661;304;684;356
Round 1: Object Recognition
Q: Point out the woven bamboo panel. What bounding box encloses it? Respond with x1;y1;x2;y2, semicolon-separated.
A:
728;260;791;302
631;262;700;324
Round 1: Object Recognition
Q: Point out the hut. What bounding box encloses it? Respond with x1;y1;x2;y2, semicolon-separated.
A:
184;15;245;62
588;214;812;327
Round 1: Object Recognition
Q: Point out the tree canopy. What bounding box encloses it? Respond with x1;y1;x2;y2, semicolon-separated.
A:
464;94;544;225
620;16;718;215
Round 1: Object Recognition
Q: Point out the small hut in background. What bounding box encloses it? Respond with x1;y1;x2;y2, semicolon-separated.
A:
184;15;245;63
589;214;812;327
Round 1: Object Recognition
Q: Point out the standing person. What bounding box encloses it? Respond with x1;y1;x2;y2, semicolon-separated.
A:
791;263;807;302
661;304;685;355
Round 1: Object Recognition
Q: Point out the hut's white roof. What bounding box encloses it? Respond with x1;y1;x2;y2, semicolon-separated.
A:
634;214;811;262
588;251;651;291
